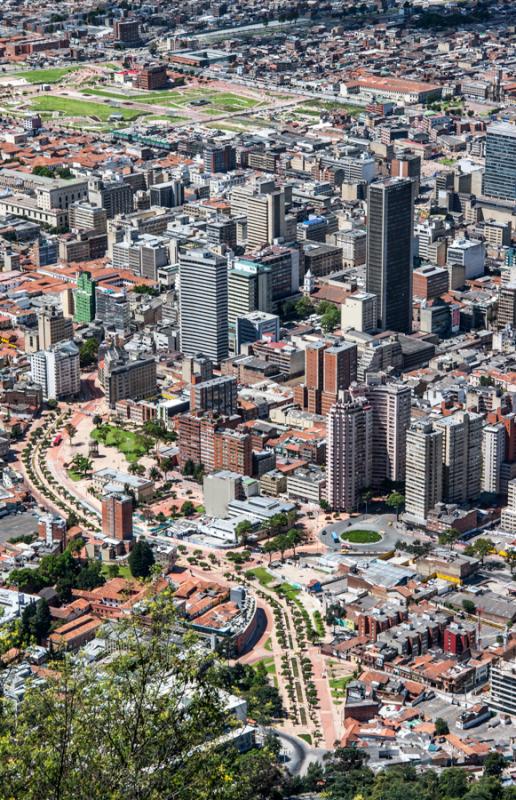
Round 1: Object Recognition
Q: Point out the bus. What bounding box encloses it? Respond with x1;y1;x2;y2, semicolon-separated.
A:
331;531;340;544
52;433;62;446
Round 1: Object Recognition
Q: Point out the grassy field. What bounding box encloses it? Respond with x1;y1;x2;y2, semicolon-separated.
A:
18;67;80;84
81;86;261;114
340;529;382;544
308;99;363;116
30;96;147;122
298;733;312;745
245;566;275;587
329;675;352;700
90;425;153;463
67;469;82;482
275;583;301;602
254;656;276;675
101;563;132;579
264;637;273;652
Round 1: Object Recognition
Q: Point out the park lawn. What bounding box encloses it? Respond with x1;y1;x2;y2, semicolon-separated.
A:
30;96;147;122
264;637;273;652
329;675;352;698
91;425;153;463
101;563;132;579
245;566;275;587
298;733;312;745
254;657;276;675
82;87;260;113
340;529;381;544
18;67;80;84
67;469;82;482
275;583;301;602
308;99;363;116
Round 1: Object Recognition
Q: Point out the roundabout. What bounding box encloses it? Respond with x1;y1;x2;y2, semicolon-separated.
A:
319;514;400;554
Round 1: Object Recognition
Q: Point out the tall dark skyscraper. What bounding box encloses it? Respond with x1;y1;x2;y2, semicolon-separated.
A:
366;178;414;334
484;122;516;201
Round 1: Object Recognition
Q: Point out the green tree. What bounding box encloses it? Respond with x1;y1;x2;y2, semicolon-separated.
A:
64;422;77;447
386;491;405;519
274;533;290;562
20;598;51;645
181;500;195;517
286;527;304;559
128;538;155;579
462;598;476;615
92;414;103;427
434;717;449;736
128;461;145;476
438;527;461;549
320;303;340;333
149;466;162;482
483;752;506;777
294;295;315;319
0;598;277;800
471;537;494;564
79;338;99;368
439;767;469;798
108;564;120;579
262;540;277;565
75;561;105;590
235;520;253;546
360;489;373;514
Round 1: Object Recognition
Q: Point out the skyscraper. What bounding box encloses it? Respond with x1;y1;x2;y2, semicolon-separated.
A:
481;423;506;494
74;271;96;324
179;249;228;364
326;394;372;512
433;410;483;504
484;122;516;201
405;420;443;521
363;376;412;486
294;341;358;416
230;181;286;249
366;178;414;334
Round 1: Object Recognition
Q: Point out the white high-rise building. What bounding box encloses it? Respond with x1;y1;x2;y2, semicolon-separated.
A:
363;376;412;486
405;420;443;521
500;478;516;533
30;341;80;400
481;423;506;494
179;249;228;364
326;393;372;512
433;410;483;503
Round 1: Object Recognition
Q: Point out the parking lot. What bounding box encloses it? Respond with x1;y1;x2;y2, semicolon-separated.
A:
0;510;38;544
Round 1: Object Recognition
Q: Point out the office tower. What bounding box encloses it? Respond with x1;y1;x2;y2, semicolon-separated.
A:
134;64;168;90
326;394;372;512
342;292;377;333
236;311;280;354
182;354;213;384
498;282;516;329
447;238;485;280
405;420;443;521
179;249;228;364
190;375;238;416
74;271;96;324
433;411;483;504
203;142;236;174
99;346;157;408
323;343;358;400
228;260;272;350
334;228;367;268
207;217;237;251
484;122;516;201
247;246;300;305
230;181;286;248
481;423;506;494
489;660;516;716
366;178;414;334
88;178;133;219
363;376;411;486
69;202;107;234
113;19;140;43
149;181;184;208
101;492;133;540
30;341;80;401
37;306;73;350
213;429;252;476
294;341;357;416
95;288;131;334
412;265;449;300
